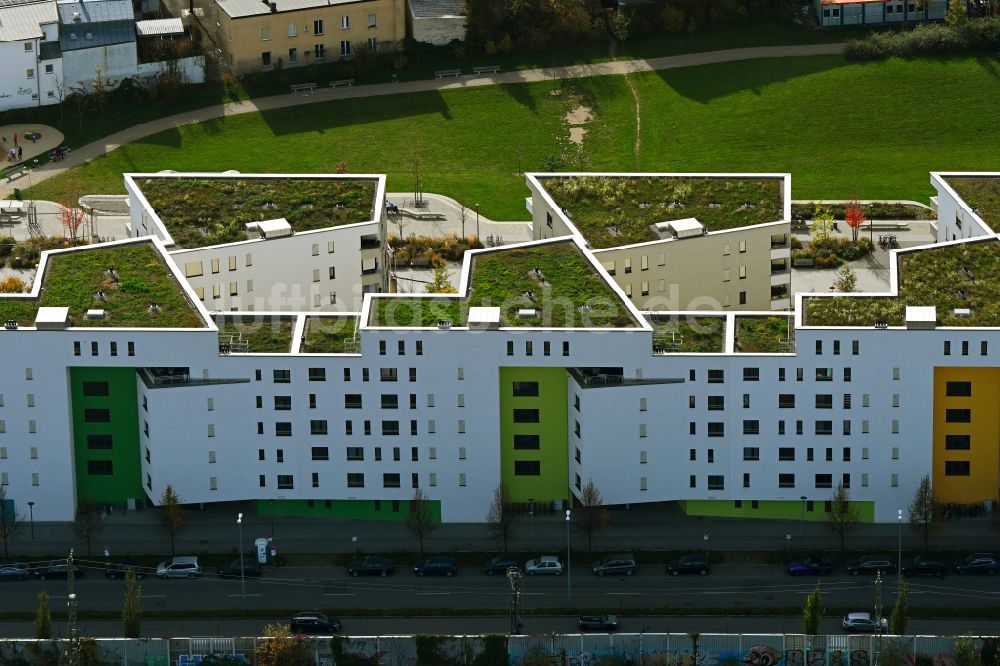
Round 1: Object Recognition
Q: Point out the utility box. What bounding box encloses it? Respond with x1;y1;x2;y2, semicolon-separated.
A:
254;538;269;564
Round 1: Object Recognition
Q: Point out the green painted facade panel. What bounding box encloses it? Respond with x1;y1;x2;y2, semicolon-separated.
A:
70;367;145;505
681;499;875;523
499;366;569;505
256;499;441;522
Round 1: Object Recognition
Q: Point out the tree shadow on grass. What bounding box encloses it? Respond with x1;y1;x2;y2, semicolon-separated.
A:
975;54;1000;84
498;81;538;113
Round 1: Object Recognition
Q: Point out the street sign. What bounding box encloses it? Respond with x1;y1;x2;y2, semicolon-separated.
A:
786;532;791;541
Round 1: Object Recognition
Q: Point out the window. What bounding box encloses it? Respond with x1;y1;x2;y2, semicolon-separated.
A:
892;446;899;460
273;370;291;383
946;409;971;423
815;421;833;435
274;396;291;410
514;461;541;476
344;394;363;409
891;473;899;487
87;460;114;475
368;12;377;26
843;420;851;435
409;368;417;382
982;341;988;356
315;43;325;59
381;394;399;409
778;394;795;408
74;341;81;356
276;449;285;463
308;367;326;382
309;394;317;409
341;15;349;29
275;422;292;436
844;368;852;382
513;409;539;423
807;447;814;461
779;447;795;461
778;474;795;488
946;381;972;397
563;341;570;357
383;473;401;488
83;381;109;397
707;476;724;490
310;420;328;435
513;381;539;397
260;25;270;40
945;434;971;450
380;368;398;382
944;341;952;356
261;51;272;67
945;461;970;476
381;420;400;435
312;473;320;488
707;369;724;383
707;422;724;437
277;475;294;489
844;394;852;409
707;396;725;410
310;447;329;461
816;340;823;355
45;63;53;74
833;340;840;356
962;341;969;357
91;341;98;356
689;422;696;435
815;394;833;409
341;40;351;56
815;368;833;381
258;449;265;461
690;475;696;488
743;368;759;382
346;447;363;461
85;408;110;422
379;341;387;355
815;474;833;489
742;420;759;435
514;434;540;449
796;420;803;435
743;447;759;461
314;19;324;34
87;434;113;450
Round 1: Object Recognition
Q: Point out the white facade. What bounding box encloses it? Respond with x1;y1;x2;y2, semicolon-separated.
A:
61;40;138;90
931;172;996;243
815;0;948;27
0;1;61;112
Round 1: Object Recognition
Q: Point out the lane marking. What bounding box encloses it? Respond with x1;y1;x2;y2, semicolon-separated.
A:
606;592;640;596
226;593;262;597
322;593;356;597
416;592;451;596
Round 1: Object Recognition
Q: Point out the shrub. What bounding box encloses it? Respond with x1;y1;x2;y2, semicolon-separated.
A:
0;276;24;293
844;18;1000;60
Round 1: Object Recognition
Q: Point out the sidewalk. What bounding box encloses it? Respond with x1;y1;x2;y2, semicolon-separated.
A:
0;43;844;200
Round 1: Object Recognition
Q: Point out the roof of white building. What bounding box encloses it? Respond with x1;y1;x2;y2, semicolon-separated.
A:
0;0;56;43
57;0;134;49
407;0;464;19
216;0;368;20
135;17;183;36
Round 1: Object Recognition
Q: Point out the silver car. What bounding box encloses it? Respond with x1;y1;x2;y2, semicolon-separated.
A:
156;556;201;578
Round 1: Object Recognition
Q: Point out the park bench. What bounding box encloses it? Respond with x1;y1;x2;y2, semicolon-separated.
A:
329;79;355;88
864;221;910;231
410;257;432;268
472;65;500;75
290;83;317;95
401;209;446;221
434;69;461;80
4;165;28;183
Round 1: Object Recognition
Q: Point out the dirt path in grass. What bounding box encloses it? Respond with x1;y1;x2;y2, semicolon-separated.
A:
624;73;642;165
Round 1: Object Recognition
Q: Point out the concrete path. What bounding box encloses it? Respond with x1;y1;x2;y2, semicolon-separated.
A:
0;43;845;200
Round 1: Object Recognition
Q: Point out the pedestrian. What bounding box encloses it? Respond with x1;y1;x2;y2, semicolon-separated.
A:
12;133;17;147
17;146;22;160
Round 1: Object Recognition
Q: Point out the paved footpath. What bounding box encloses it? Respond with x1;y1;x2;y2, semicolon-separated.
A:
0;43;844;199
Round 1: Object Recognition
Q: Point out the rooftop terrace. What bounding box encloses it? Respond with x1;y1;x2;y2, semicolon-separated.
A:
301;315;360;354
136;176;377;249
370;240;640;328
649;315;726;354
945;176;1000;233
735;315;795;353
804;239;1000;327
0;242;204;329
540;176;784;249
216;314;295;353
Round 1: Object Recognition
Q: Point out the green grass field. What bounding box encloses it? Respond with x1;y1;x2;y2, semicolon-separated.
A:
27;55;1000;220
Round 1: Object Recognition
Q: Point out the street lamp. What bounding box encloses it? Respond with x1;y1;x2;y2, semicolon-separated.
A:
27;501;34;540
897;509;903;584
800;496;807;538
237;512;246;609
565;509;571;604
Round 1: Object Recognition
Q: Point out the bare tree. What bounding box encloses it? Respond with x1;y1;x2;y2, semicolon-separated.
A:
824;483;862;554
404;488;437;555
73;497;103;557
908;474;942;551
159;485;187;556
458;205;469;241
0;483;25;560
572;479;609;553
485;484;516;553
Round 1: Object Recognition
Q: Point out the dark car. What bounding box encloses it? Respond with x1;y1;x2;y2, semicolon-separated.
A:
579;614;619;631
954;553;998;576
104;563;146;580
592;554;637;577
0;564;29;581
845;555;895;576
901;555;946;578
483;556;521;576
289;611;341;635
666;554;710;576
35;562;84;580
218;559;262;579
787;558;833;576
347;556;394;577
413;556;458;577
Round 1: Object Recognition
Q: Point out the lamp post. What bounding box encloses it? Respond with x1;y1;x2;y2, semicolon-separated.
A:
897;509;903;585
27;501;34;540
237;512;246;609
565;508;571;604
800;496;807;538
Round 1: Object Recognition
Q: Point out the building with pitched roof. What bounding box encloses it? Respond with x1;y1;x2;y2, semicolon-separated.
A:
0;0;62;111
57;0;137;90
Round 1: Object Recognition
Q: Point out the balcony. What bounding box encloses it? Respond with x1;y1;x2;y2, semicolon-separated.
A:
568;367;683;389
770;246;790;261
770;271;791;287
361;259;379;275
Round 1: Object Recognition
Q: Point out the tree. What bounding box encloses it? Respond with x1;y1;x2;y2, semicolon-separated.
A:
159;485;187;556
73;497;103;557
122;568;142;638
572;479;610;553
609;8;631;44
458;205;469;241
834;265;857;292
824;482;861;554
889;579;908;635
0;483;24;560
256;624;311;666
955;635;982;666
845;201;866;243
945;0;968;26
810;206;835;241
801;583;823;635
404;488;438;555
908;474;942;551
60;204;85;242
485;484;516;553
426;266;457;294
35;591;52;639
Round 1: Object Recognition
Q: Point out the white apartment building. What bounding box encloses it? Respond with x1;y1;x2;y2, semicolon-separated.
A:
0;0;62;111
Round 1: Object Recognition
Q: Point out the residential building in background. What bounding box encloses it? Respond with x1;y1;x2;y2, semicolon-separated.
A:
814;0;949;27
0;0;61;111
405;0;465;46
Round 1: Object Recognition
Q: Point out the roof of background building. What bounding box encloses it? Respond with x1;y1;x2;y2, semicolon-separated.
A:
407;0;465;19
135;17;183;36
57;0;132;23
0;0;56;43
216;0;368;20
57;0;134;49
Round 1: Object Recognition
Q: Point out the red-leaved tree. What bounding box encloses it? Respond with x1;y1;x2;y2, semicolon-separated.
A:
60;205;84;242
845;201;866;243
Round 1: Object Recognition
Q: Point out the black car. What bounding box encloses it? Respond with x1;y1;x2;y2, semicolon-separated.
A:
787;558;834;576
666;554;710;576
105;563;146;580
35;562;84;580
901;555;946;578
0;564;29;581
845;555;895;576
954;553;998;576
579;614;619;631
413;557;458;577
347;556;394;577
289;611;341;634
218;559;262;578
483;556;521;575
592;554;637;577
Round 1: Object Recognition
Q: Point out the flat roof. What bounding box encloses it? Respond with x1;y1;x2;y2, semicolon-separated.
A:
408;0;464;18
941;175;1000;234
216;0;366;19
135;17;183;35
0;0;56;42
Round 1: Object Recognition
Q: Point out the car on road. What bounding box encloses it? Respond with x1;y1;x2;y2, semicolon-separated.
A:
289;611;341;635
954;553;998;576
845;555;895;576
579;614;619;631
105;563;146;580
218;559;262;579
0;564;29;581
901;554;946;578
347;556;394;577
525;556;563;575
483;556;520;576
35;562;85;580
155;556;201;578
787;558;833;576
592;554;637;577
666;554;710;576
413;556;458;577
842;612;888;633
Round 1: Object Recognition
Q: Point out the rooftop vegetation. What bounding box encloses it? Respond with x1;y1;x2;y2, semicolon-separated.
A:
946;177;1000;233
138;177;377;248
735;316;795;353
371;241;638;328
650;316;726;353
0;242;203;328
215;314;295;353
804;239;1000;327
301;316;360;354
541;176;783;249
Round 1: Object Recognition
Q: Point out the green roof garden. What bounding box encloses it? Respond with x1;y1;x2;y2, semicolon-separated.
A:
215;314;296;353
649;315;726;353
946;176;1000;233
136;176;378;248
0;241;204;328
301;315;360;354
540;176;784;249
735;315;795;353
804;239;1000;327
370;240;639;328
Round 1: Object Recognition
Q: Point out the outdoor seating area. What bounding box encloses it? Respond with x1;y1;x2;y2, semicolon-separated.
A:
329;79;355;88
291;83;317;96
878;234;899;250
434;69;462;79
472;65;500;75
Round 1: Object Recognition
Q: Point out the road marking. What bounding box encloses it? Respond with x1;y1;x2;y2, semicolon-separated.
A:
606;592;640;596
416;592;451;596
322;593;356;597
227;593;262;597
522;592;546;596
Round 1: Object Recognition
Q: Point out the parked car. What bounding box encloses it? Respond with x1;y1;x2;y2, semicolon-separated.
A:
592;554;637;577
787;558;833;576
525;556;563;575
105;563;146;580
579;614;619;631
413;556;458;577
155;556;201;578
218;559;262;578
901;555;946;578
954;553;998;576
842;612;888;633
35;562;85;580
0;564;29;581
845;555;895;576
289;611;341;635
347;556;394;577
483;556;521;576
666;554;710;576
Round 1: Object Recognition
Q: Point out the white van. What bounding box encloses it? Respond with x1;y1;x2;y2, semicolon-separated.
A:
155;556;201;578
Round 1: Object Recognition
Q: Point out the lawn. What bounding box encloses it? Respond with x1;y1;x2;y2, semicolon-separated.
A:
650;316;726;353
301;315;361;353
215;314;296;352
24;56;1000;221
735;316;795;353
945;176;1000;233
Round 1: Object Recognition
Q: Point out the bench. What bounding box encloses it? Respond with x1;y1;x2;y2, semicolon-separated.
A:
863;221;910;231
401;208;447;221
434;69;462;80
410;257;432;268
290;83;317;95
473;65;501;75
329;79;355;88
4;165;27;182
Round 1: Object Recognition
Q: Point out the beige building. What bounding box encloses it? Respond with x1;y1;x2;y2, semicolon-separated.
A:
213;0;405;75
